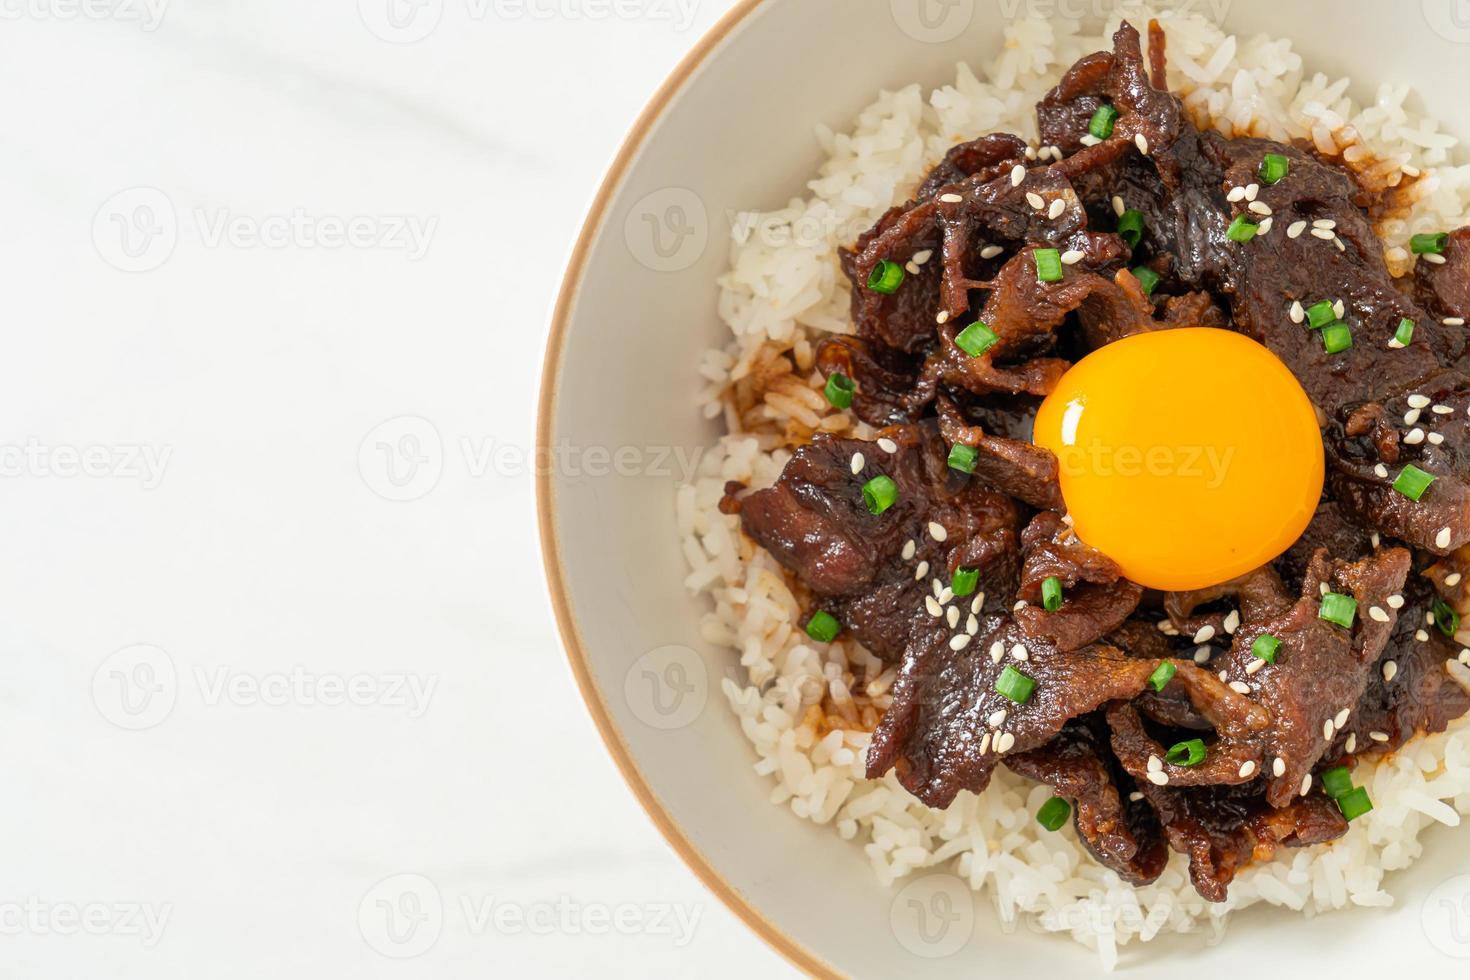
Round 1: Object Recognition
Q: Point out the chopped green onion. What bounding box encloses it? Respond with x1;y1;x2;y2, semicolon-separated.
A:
1148;661;1176;692
1259;153;1291;185
1319;592;1357;629
1041;576;1064;612
1226;215;1259;243
806;611;841;643
1036;796;1072;832
1395;318;1416;348
1321;321;1353;354
1433;598;1460;639
995;665;1036;704
1336;786;1374;821
861;475;898;516
1321;766;1354;800
1118;209;1145;248
1089;104;1119;140
952;567;980;598
1035;248;1064;283
1305;301;1338;330
954;321;1000;358
1132;266;1161;297
948;443;979;474
824;372;855;410
1393;464;1436;501
867;259;905;294
1411;232;1449;255
1164;739;1208;767
1251;634;1281;663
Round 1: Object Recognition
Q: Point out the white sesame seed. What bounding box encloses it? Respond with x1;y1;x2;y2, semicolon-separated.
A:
1370;606;1389;623
1430;432;1446;446
1446;317;1467;327
1129;792;1145;803
1194;648;1211;665
878;438;898;454
1049;147;1062;159
949;634;972;651
1322;720;1335;739
1011;165;1026;187
1290;301;1305;324
967;615;979;636
1461;649;1470;666
1230;681;1252;695
915;562;930;582
1374;464;1389;479
981;245;1004;259
1245;183;1260;201
1011;644;1029;662
1425;252;1448;265
1219;670;1229;682
1013;600;1028;612
1147;771;1170;786
1112;195;1126;217
989;642;1004;665
1048;199;1067;220
1060;249;1085;265
1273;757;1287;778
1314;219;1338;230
1333;300;1346;319
936;310;950;324
939;193;964;204
926;597;943;618
1383;661;1399;683
1417;629;1430;642
1239;761;1257;779
996;732;1016;754
850;453;866;476
1428;611;1437;626
1300;774;1313;797
1405;428;1426;445
1246;658;1266;675
912;249;933;265
1449;573;1464;587
1369;731;1390;743
1259;217;1274;235
1311;228;1336;240
1080;134;1102;147
1387;594;1405;609
1227;186;1248;203
978;731;991;755
1409;394;1432;408
901;539;916;561
1249;201;1272;216
1025;145;1038;160
928;522;947;542
1405;408;1422;425
1026;192;1046;210
1135;133;1150;155
1320;582;1330;596
1147;754;1163;773
1438;527;1454;549
1194;625;1217;644
1434;404;1455;415
1287;220;1307;239
946;606;959;629
1346;733;1358;754
905;262;921;275
989;709;1008;727
938;587;954;605
1335;708;1351;728
1223;610;1240;635
1335;237;1346;252
1371;533;1381;548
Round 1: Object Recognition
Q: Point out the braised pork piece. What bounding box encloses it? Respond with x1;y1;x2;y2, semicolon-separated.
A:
730;20;1470;901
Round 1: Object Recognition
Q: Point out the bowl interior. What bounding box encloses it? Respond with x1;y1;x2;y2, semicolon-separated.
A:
540;0;1470;973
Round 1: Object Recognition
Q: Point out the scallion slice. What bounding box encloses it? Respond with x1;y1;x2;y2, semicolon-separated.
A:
1395;318;1416;348
1036;796;1071;832
1259;153;1290;185
806;611;841;643
1322;321;1353;354
1433;598;1461;639
1164;739;1207;767
1321;765;1354;800
1319;592;1357;629
995;665;1036;704
1035;248;1064;283
1148;661;1176;692
1393;464;1436;501
1305;301;1337;330
952;567;980;598
1041;576;1064;612
1336;786;1374;821
948;443;979;474
1132;266;1161;297
1411;232;1449;255
954;321;1000;358
861;475;898;516
1251;634;1281;663
824;372;855;410
1089;104;1119;140
867;259;905;294
1226;215;1259;243
1118;209;1145;248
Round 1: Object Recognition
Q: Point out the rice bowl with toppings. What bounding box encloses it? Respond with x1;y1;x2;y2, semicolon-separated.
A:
678;3;1470;966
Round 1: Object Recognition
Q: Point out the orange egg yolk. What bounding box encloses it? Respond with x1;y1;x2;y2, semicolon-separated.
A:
1032;328;1324;592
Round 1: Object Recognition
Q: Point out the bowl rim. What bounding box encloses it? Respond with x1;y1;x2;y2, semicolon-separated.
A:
534;0;837;975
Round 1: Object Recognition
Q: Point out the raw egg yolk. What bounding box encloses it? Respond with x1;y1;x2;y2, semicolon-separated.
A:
1033;328;1323;592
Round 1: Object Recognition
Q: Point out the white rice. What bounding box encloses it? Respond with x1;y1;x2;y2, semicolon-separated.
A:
679;3;1470;967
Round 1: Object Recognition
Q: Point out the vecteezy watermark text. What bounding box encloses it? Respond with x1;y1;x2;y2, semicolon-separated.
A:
0;440;171;489
1055;441;1236;489
0;0;169;30
0;898;172;946
357;0;700;43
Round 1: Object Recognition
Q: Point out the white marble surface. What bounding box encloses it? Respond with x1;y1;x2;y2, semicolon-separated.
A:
0;1;797;975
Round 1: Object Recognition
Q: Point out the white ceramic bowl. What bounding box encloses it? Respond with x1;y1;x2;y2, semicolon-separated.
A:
538;1;1470;973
